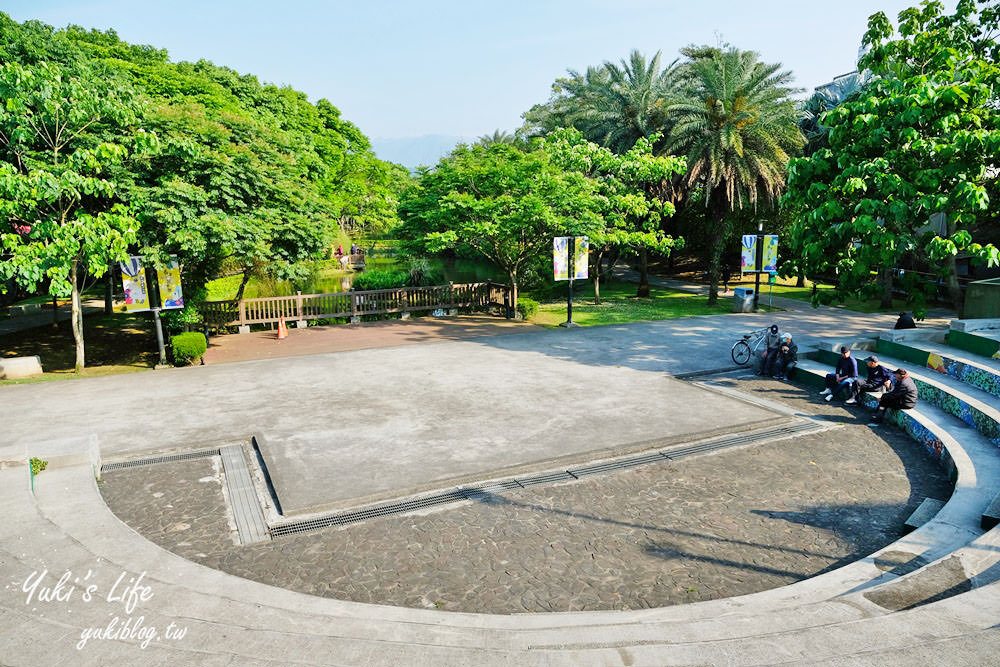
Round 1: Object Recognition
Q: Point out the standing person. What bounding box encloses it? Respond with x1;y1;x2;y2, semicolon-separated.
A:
770;332;797;379
757;324;782;376
870;368;918;424
819;346;858;402
894;312;916;329
851;355;893;405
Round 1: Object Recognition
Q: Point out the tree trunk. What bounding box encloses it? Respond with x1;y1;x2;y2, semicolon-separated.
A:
707;220;727;306
795;274;805;288
105;267;114;315
508;271;518;317
234;271;252;302
71;260;85;373
878;268;894;309
944;217;963;315
637;248;650;298
51;293;59;328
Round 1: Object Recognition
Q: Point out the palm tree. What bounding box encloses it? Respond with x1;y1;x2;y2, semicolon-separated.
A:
665;47;805;304
522;50;682;155
477;129;518;147
799;72;869;155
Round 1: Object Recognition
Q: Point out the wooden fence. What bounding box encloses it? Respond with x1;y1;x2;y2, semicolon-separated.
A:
199;282;512;329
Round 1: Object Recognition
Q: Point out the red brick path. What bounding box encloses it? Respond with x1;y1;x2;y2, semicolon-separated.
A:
202;315;538;365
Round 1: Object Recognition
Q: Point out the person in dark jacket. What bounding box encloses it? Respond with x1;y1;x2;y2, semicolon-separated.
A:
870;368;918;424
894;312;916;329
758;324;782;375
819;347;858;402
851;355;893;404
770;333;798;379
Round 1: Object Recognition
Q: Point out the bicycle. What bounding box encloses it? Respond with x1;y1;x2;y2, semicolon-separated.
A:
731;327;769;366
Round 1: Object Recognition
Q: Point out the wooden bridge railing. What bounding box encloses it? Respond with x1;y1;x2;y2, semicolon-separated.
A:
200;282;512;329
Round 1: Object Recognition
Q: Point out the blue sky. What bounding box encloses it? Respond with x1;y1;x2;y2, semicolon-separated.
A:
4;1;947;139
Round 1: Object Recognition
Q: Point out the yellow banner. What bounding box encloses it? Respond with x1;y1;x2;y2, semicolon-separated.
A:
119;256;150;312
574;237;589;280
158;256;184;309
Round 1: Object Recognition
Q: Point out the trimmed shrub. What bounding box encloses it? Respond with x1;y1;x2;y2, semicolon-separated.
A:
517;297;539;320
352;269;410;291
171;332;207;365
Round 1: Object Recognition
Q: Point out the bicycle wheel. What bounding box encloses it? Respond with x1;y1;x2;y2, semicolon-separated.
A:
731;340;752;366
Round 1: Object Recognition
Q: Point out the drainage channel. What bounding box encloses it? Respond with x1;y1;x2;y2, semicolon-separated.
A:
270;420;829;539
101;448;221;472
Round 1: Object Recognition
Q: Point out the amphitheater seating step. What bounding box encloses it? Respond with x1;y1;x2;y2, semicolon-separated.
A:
904;498;946;533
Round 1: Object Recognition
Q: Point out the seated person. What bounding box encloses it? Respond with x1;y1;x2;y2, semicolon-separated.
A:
757;324;782;375
768;333;797;379
870;368;918;424
894;312;916;329
819;346;858;402
850;355;893;405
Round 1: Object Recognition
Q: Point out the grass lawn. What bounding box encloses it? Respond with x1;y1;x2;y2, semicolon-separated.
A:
527;280;775;328
1;312;157;385
709;276;923;314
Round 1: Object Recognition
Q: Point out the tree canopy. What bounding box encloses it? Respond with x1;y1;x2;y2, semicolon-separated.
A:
0;13;409;309
783;0;1000;313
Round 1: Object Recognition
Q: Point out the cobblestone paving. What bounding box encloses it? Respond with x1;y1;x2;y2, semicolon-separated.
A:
100;378;953;614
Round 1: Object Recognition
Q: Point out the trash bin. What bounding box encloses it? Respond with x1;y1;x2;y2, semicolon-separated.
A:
733;287;755;313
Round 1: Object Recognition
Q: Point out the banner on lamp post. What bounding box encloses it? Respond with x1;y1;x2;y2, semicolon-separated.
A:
119;256;150;312
740;235;756;272
762;235;779;273
554;236;589;281
157;256;185;309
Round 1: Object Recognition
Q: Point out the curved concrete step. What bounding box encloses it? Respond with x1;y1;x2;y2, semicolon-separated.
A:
11;420;989;649
6;440;1000;665
869;351;1000;447
876;338;1000;400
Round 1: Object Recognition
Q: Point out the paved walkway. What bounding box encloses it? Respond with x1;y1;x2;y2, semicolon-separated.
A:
202;314;538;365
3;307;999;665
0;299;104;336
99;376;951;614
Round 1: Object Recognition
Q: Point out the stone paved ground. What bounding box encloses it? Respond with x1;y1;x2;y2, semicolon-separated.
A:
99;378;952;614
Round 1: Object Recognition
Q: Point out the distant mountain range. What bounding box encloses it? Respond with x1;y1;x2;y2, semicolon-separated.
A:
371;134;473;170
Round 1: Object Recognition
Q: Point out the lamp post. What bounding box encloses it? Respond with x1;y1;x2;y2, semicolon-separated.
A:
753;221;763;312
561;236;576;327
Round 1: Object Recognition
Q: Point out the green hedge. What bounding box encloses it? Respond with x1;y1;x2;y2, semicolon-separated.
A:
517;297;539;320
171;332;207;365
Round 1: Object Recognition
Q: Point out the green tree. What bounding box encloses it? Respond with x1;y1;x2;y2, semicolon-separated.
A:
397;142;606;304
666;47;804;304
0;14;405;314
784;0;1000;314
0;61;148;371
544;129;686;301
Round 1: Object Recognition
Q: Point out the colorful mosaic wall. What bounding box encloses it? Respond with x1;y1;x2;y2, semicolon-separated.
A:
910;380;1000;448
859;392;957;482
874;340;1000;401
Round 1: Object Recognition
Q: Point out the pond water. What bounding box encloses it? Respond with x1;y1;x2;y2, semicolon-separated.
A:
263;257;504;297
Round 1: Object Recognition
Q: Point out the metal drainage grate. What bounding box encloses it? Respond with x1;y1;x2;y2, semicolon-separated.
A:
268;420;828;539
663;421;822;461
101;449;221;472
